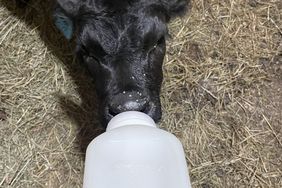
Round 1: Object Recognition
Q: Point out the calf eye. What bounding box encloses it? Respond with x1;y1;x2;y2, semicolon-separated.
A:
87;55;99;63
82;50;100;63
80;44;102;63
82;53;100;65
150;36;165;52
157;36;165;45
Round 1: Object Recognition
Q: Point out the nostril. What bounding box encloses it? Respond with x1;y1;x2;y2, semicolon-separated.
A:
139;103;148;113
108;108;118;117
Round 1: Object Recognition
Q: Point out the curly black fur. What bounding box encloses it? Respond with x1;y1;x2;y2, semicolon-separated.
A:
54;0;189;124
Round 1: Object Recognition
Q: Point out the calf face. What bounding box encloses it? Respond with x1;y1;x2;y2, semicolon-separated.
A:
54;0;188;124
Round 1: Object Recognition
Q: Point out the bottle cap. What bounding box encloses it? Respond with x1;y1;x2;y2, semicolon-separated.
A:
106;111;156;131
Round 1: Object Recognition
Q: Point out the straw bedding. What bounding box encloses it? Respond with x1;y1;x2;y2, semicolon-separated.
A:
0;0;281;187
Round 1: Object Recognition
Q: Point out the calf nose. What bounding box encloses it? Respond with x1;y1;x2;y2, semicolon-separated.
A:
108;91;149;116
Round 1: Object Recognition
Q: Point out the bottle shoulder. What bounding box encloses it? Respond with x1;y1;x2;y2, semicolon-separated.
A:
87;125;182;150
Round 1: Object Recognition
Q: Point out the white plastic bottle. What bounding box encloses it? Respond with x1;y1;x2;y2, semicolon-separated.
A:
83;111;192;188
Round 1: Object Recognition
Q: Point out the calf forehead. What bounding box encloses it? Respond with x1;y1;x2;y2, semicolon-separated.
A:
78;16;120;54
78;11;166;54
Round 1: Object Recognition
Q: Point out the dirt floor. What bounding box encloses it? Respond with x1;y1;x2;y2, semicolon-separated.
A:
0;0;281;187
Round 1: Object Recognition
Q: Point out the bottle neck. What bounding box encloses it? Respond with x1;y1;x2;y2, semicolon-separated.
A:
106;111;157;131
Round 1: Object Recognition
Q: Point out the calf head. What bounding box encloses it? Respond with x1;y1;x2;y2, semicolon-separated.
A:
54;0;188;124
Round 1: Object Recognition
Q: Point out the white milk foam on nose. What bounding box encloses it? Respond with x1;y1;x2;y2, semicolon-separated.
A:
124;101;139;109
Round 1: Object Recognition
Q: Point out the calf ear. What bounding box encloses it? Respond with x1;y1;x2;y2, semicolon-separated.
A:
161;0;190;21
53;0;81;40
